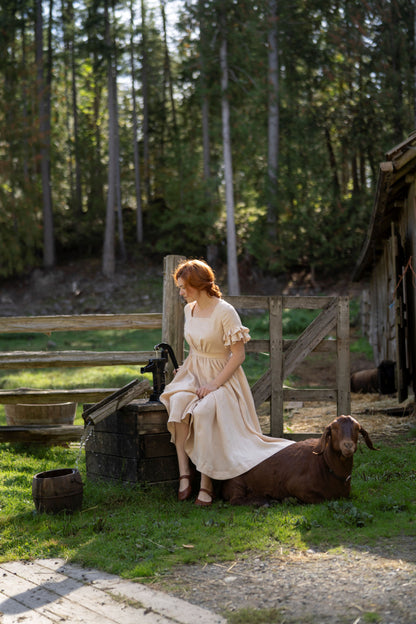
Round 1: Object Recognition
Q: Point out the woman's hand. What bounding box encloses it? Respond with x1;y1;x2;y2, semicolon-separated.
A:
196;381;218;399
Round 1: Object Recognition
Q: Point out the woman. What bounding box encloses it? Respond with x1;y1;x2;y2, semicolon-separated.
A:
160;259;293;506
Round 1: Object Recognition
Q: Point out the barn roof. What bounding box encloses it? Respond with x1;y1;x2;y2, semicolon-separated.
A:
353;129;416;281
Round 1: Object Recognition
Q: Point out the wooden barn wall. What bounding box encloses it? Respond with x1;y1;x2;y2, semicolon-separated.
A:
401;182;416;392
360;181;416;393
362;241;396;364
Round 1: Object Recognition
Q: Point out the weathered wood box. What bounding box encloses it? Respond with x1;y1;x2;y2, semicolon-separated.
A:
85;400;178;484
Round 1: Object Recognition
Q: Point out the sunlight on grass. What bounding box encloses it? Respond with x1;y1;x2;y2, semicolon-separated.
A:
0;366;145;390
0;435;415;579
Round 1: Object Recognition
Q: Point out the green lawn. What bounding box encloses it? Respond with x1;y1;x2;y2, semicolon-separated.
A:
0;431;415;579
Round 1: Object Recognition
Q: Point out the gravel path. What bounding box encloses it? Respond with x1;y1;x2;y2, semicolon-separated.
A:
152;538;416;623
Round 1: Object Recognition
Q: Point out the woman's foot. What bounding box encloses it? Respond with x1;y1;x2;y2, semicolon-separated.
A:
178;475;192;501
195;488;213;507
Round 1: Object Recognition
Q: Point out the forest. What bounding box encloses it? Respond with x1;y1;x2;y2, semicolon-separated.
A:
1;0;415;294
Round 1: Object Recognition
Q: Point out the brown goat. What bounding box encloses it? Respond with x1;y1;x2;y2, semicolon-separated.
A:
221;415;376;505
350;360;396;394
350;368;378;393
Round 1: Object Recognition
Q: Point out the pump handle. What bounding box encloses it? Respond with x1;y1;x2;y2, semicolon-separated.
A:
154;342;179;371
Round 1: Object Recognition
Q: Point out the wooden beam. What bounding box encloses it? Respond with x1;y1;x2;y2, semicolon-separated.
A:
336;296;350;415
0;350;155;369
283;299;338;378
0;388;119;404
281;296;334;309
284;432;321;441
0;313;162;333
0;425;84;443
246;338;337;354
162;255;185;377
225;295;269;309
269;296;283;437
283;388;337;401
82;378;151;425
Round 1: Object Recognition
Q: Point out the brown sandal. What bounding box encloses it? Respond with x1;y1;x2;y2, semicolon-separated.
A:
178;475;192;501
195;488;213;507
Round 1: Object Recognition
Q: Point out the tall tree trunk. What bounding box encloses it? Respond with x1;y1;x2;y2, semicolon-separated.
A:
324;125;340;197
141;0;151;206
267;0;279;229
220;12;240;295
35;0;55;269
21;18;29;184
111;2;125;263
198;0;217;265
130;0;143;243
62;0;82;213
160;0;183;206
414;0;416;128
70;6;82;214
102;0;116;277
390;1;404;141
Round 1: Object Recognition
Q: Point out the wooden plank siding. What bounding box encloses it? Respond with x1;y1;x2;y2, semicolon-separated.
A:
353;131;416;400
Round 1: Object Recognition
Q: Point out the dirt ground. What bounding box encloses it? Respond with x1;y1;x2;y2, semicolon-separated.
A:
2;260;416;623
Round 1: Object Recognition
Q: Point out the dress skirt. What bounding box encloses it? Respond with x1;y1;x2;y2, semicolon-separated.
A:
160;298;294;480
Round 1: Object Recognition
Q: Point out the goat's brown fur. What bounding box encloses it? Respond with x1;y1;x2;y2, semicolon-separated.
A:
221;415;376;505
350;369;378;393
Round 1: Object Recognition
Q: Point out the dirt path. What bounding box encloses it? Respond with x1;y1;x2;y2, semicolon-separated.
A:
152;538;416;623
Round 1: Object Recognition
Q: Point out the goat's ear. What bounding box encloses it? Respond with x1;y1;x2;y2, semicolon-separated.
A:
359;425;377;450
313;425;331;455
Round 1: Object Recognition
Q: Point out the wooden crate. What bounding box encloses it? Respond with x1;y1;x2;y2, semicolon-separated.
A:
85;399;178;485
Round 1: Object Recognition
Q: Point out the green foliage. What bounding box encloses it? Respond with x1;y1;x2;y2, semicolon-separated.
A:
350;335;373;360
326;501;373;527
226;608;286;624
0;0;414;279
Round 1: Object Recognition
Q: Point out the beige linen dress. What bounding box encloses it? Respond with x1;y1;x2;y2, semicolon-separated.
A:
160;298;294;480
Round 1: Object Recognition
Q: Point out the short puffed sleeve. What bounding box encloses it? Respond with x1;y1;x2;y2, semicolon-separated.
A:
221;301;251;346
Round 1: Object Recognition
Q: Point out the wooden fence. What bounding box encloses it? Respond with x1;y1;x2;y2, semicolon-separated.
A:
224;293;350;437
0;255;350;441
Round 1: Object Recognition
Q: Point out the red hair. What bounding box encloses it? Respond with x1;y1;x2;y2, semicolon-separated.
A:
174;259;222;298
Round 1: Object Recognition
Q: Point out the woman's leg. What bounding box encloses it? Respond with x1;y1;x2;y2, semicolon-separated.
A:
174;421;191;495
196;473;213;504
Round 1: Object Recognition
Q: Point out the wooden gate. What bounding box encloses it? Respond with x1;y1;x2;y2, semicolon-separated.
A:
225;294;350;438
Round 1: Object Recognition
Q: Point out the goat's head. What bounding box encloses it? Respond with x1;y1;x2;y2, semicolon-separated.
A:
314;415;376;458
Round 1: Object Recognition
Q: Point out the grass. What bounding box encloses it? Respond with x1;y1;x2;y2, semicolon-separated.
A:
0;429;415;579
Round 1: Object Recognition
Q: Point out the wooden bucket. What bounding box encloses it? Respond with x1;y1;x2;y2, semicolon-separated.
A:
32;468;83;514
5;402;77;426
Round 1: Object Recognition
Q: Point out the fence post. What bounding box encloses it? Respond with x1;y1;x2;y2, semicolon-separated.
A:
269;296;284;437
162;255;185;381
336;296;351;416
